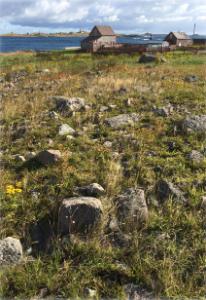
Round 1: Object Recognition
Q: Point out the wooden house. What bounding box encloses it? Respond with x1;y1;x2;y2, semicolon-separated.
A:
164;32;193;47
81;25;117;52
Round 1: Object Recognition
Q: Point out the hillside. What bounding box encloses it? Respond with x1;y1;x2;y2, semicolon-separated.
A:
0;50;206;299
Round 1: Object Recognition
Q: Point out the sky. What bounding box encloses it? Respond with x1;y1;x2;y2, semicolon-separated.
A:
0;0;206;34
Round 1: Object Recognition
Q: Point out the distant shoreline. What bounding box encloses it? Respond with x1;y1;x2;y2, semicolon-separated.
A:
0;33;89;38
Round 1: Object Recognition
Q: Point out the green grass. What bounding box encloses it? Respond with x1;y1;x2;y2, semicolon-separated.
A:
0;49;206;299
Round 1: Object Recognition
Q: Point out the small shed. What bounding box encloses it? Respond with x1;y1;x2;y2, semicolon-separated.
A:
165;32;193;47
81;25;117;52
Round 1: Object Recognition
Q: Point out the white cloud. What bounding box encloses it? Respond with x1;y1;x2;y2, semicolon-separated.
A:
0;0;206;33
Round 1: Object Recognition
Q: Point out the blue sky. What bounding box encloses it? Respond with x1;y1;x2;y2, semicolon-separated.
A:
0;0;206;34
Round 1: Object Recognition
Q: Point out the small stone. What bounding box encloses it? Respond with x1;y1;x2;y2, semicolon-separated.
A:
59;124;75;136
103;141;112;148
83;288;97;298
139;54;156;63
13;154;26;162
74;183;105;197
48;111;59;119
153;104;173;117
35;150;61;166
58;197;103;235
185;75;199;83
100;105;109;112
109;104;117;109
182;115;206;134
105;113;139;129
0;237;23;266
25;151;36;160
187;150;204;162
156;179;187;203
42;69;50;73
53;96;86;115
118;87;127;94
66;135;75;140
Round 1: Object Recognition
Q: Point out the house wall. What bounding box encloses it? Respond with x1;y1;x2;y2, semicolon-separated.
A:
81;36;117;52
176;39;193;47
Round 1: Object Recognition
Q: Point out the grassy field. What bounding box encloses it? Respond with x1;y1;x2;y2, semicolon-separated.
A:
0;50;206;299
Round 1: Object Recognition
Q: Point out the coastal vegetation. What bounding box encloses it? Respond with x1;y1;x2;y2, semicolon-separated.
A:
0;49;206;299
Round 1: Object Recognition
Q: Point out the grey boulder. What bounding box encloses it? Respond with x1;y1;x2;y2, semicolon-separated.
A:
35;149;62;166
114;188;148;229
185;75;199;83
139;54;156;63
0;237;23;266
59;124;75;136
58;197;103;235
105;113;140;129
53;96;86;115
156;179;187;203
182;115;206;134
187;150;204;163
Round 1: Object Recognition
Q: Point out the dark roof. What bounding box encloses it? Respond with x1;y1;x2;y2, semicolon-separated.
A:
90;25;116;36
168;32;191;40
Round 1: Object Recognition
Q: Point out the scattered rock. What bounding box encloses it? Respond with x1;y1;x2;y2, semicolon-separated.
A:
25;151;36;160
35;150;62;166
155;179;187;203
83;287;97;298
59;124;75;136
124;284;154;300
182;115;206;134
187;150;204;163
114;188;148;229
118;87;128;95
100;105;109;112
47;111;59;119
139;54;156;63
109;104;117;109
185;75;199;83
53;96;86;116
105;113;140;129
106;217;132;248
103;141;113;148
12;124;27;140
0;237;23;266
13;154;26;163
42;69;50;73
58;197;103;235
153;104;173;117
74;183;105;197
66;135;75;140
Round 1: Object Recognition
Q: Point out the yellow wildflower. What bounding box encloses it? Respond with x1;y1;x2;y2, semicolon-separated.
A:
14;188;22;193
16;181;22;188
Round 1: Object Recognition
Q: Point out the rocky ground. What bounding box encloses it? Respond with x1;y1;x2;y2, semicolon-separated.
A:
0;50;206;299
